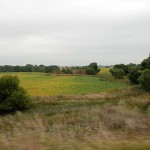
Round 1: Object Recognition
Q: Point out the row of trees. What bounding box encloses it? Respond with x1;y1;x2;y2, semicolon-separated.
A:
0;63;100;75
0;64;58;73
110;56;150;90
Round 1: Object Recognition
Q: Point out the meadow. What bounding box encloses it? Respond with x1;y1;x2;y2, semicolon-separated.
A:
0;70;127;96
0;69;149;150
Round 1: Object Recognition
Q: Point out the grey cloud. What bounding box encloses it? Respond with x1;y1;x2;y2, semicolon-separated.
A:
0;0;150;65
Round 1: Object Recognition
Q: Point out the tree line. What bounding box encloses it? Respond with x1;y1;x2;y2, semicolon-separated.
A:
0;62;100;75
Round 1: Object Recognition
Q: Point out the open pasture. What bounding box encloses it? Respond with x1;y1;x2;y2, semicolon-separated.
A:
0;70;127;96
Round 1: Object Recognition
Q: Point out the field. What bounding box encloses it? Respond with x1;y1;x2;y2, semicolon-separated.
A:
0;69;150;150
0;70;127;96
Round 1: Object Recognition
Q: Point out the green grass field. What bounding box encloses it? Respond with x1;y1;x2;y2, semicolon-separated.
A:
0;70;127;96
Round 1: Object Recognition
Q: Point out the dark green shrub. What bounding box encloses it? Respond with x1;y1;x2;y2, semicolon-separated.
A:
139;69;150;91
0;75;19;100
0;75;31;113
128;68;141;84
113;64;128;75
141;56;150;70
110;68;125;79
109;69;114;75
84;62;100;75
89;62;100;74
61;68;73;74
44;65;60;73
85;67;96;75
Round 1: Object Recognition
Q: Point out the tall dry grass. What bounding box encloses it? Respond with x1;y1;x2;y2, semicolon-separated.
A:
0;88;149;149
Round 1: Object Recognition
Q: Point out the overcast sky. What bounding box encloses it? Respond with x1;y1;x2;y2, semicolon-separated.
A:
0;0;150;66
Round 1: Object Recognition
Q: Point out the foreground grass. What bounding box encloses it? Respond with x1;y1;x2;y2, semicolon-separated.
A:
0;88;149;150
0;71;127;96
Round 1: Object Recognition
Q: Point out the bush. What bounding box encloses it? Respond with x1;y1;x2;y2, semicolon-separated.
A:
128;68;141;84
85;67;97;75
89;62;100;74
113;64;129;75
61;68;73;74
45;65;60;73
139;69;150;91
110;68;125;79
109;69;113;76
141;56;150;70
84;63;100;75
0;75;31;113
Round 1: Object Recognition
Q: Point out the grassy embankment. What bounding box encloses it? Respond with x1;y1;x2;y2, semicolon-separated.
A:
0;68;149;150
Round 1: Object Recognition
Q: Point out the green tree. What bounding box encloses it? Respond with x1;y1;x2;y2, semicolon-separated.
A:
128;67;141;84
110;68;125;79
61;68;73;74
0;75;31;113
139;69;150;91
24;64;34;72
89;62;100;73
45;65;60;73
85;62;100;75
113;64;128;75
141;56;150;70
85;67;96;75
